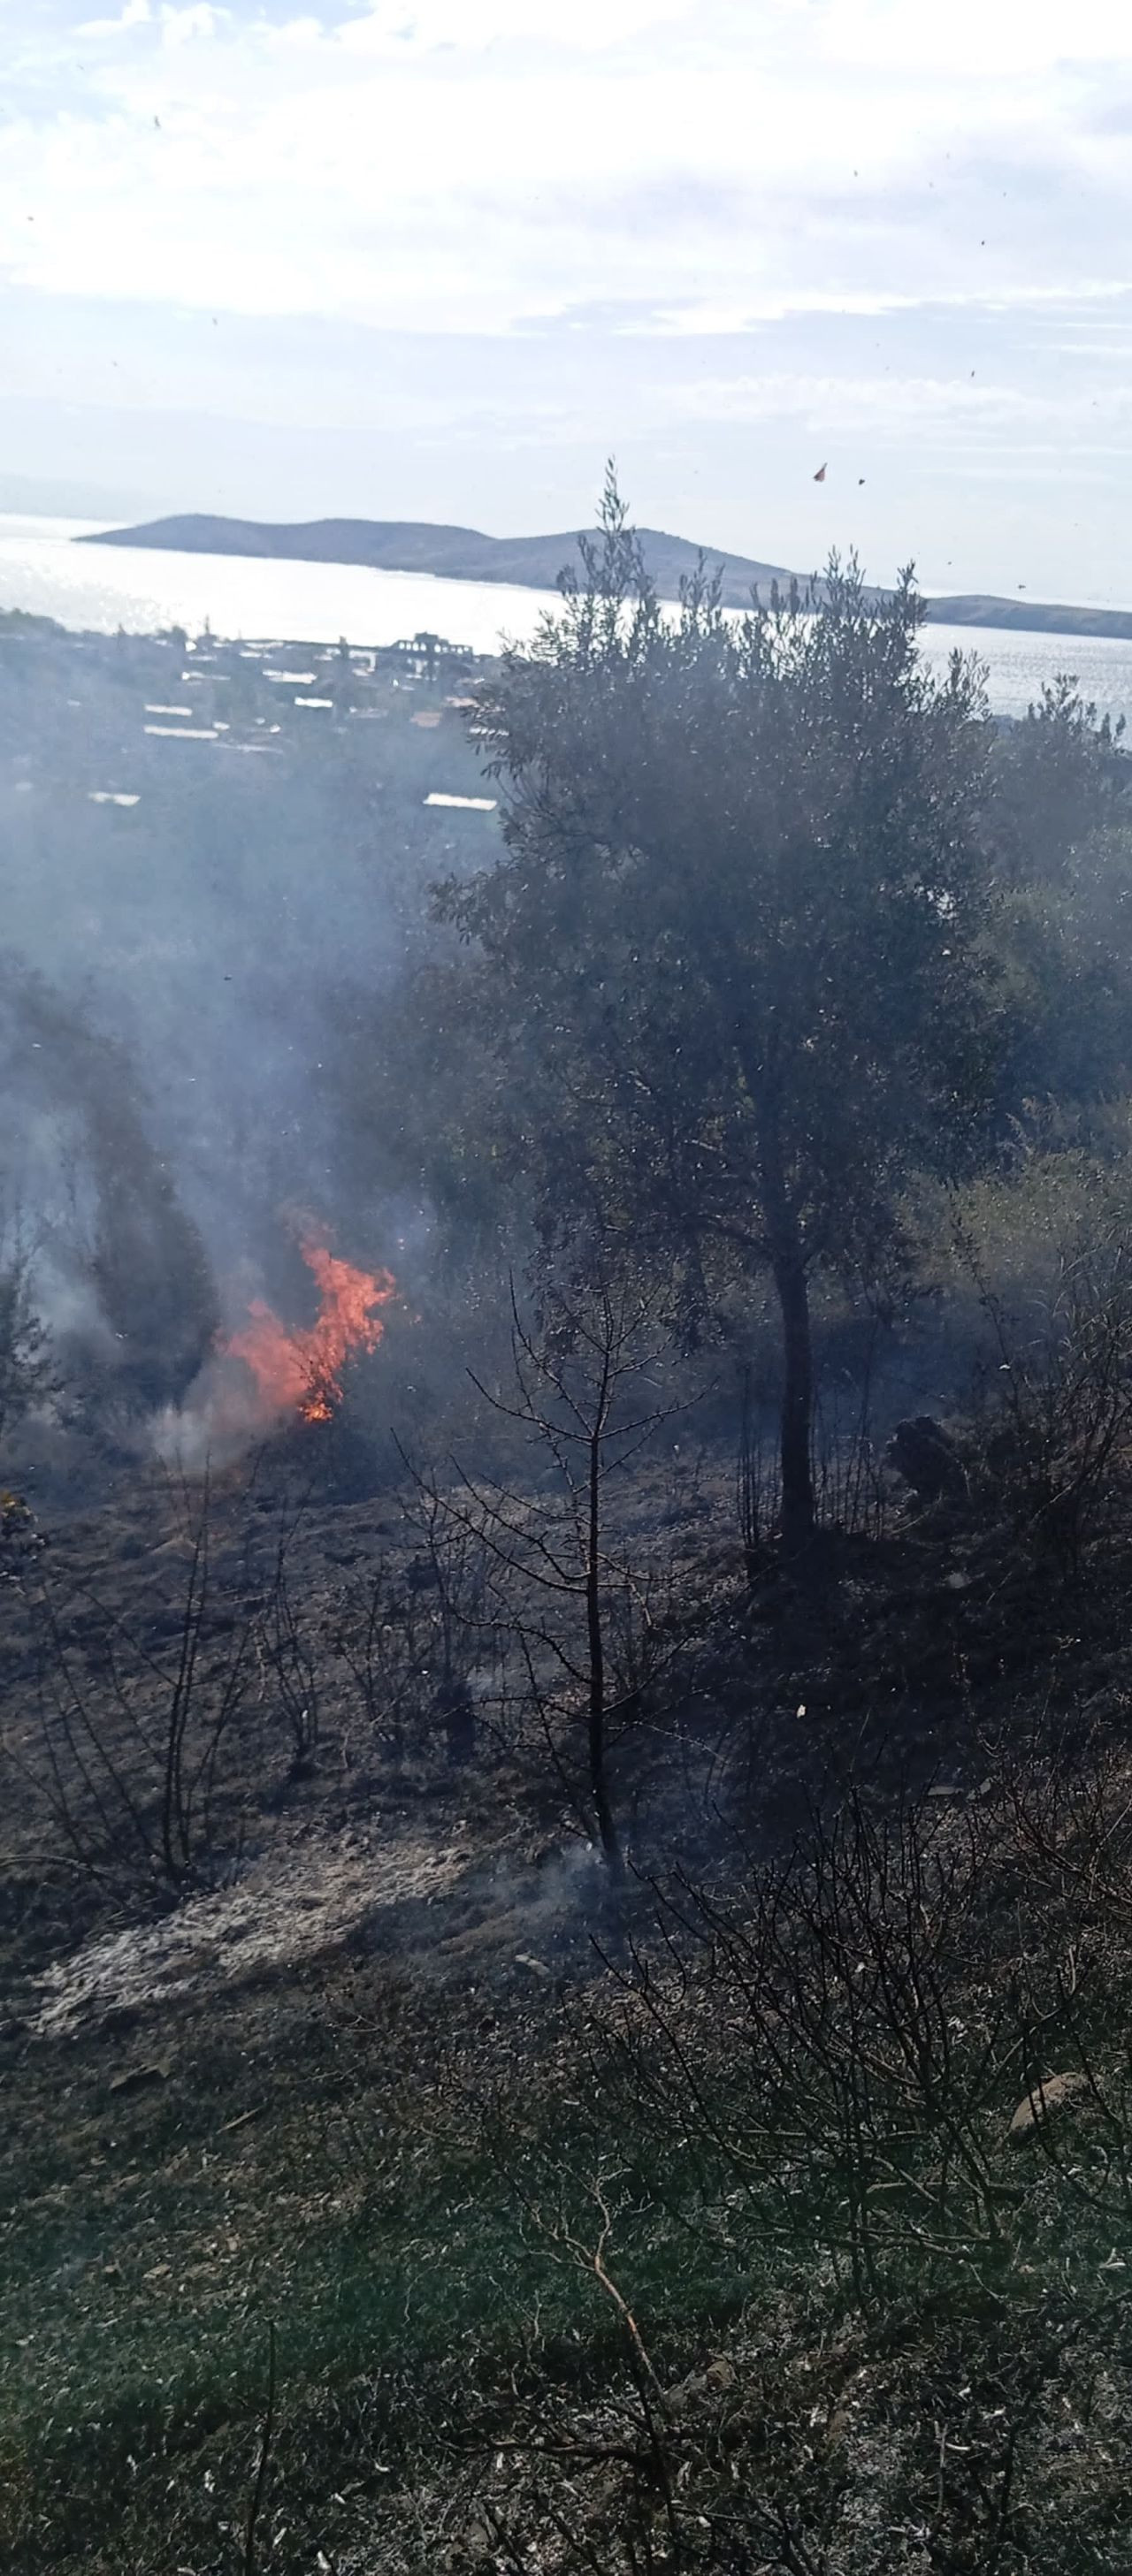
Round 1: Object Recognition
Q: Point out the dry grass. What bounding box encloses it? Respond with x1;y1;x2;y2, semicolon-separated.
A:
6;1440;1132;2570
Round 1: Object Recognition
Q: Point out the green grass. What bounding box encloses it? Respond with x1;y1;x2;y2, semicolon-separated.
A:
11;1483;1132;2572
12;1925;906;2573
7;1990;1128;2576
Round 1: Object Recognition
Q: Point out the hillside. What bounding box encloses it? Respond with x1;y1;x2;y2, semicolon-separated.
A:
76;513;823;610
7;565;1132;2575
8;1421;1132;2576
78;513;1132;637
927;590;1132;638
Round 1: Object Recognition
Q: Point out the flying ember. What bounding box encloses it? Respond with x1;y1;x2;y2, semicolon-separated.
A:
223;1239;396;1422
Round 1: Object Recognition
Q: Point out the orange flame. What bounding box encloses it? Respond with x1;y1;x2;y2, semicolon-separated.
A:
223;1239;396;1423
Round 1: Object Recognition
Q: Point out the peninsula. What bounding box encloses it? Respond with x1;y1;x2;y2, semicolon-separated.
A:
77;514;1132;641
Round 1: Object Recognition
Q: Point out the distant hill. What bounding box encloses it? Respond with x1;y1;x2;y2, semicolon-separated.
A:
922;593;1132;640
77;514;1132;642
77;514;804;610
76;514;823;610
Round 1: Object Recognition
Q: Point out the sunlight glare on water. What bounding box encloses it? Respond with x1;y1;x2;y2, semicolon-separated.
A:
3;516;1132;725
0;515;561;657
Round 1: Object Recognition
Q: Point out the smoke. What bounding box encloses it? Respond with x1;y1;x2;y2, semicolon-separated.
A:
0;956;219;1422
150;1362;270;1475
0;617;497;1471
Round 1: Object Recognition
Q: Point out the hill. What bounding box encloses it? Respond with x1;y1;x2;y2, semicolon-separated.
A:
76;513;826;610
78;513;1132;638
926;590;1132;639
8;1427;1132;2575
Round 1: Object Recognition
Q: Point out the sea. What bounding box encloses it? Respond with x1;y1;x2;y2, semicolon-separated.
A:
4;513;1132;725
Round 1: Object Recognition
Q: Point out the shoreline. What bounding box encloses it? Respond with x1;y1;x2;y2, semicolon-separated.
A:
77;514;1132;646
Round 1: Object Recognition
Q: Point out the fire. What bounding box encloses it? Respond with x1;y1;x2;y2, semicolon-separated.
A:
223;1238;396;1423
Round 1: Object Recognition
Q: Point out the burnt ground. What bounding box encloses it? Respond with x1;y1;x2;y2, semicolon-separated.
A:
4;1445;1132;2572
2;1431;1097;2017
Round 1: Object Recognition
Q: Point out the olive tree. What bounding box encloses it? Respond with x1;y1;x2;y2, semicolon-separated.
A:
423;477;1002;1551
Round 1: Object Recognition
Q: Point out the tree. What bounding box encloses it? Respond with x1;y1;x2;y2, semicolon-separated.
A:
983;685;1132;1118
415;1275;677;1868
988;674;1127;891
417;476;1002;1551
0;1236;57;1454
0;956;220;1418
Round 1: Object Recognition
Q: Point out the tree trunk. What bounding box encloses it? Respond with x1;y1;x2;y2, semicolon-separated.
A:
586;1421;622;1871
755;1098;817;1556
770;1238;816;1555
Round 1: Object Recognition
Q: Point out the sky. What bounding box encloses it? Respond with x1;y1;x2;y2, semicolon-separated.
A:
3;0;1132;600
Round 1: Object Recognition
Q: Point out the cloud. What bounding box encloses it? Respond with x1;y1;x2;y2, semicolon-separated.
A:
76;0;152;31
5;0;1132;607
336;0;689;50
160;4;222;42
669;364;1132;445
1;2;1129;339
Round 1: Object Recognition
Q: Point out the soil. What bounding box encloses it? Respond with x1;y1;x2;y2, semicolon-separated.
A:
4;1438;1132;2575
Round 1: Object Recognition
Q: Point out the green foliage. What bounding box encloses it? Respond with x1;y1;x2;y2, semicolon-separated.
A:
976;682;1132;1123
10;1749;1132;2574
420;476;1003;1539
449;491;995;1260
992;826;1132;1118
988;673;1128;890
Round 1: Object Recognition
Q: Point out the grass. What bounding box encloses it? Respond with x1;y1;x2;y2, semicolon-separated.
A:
11;1449;1132;2570
7;1911;1132;2576
0;1949;776;2572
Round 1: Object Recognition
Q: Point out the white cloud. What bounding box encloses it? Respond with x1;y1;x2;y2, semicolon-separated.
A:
670;365;1132;440
76;0;151;32
337;0;689;50
4;1;1132;345
160;3;221;43
806;0;1128;77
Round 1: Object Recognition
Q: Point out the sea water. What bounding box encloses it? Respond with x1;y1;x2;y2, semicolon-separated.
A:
3;514;1132;724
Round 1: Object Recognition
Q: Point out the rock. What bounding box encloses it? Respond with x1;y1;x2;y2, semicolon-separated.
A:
1008;2070;1090;2143
887;1416;967;1503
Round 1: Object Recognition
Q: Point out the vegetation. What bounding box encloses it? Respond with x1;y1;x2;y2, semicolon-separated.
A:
8;485;1132;2571
418;480;1006;1549
0;1224;57;1452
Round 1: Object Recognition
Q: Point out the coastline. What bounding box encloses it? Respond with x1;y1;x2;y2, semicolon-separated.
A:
76;515;1132;644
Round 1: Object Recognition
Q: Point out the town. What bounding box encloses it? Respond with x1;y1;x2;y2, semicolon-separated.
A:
0;605;498;792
